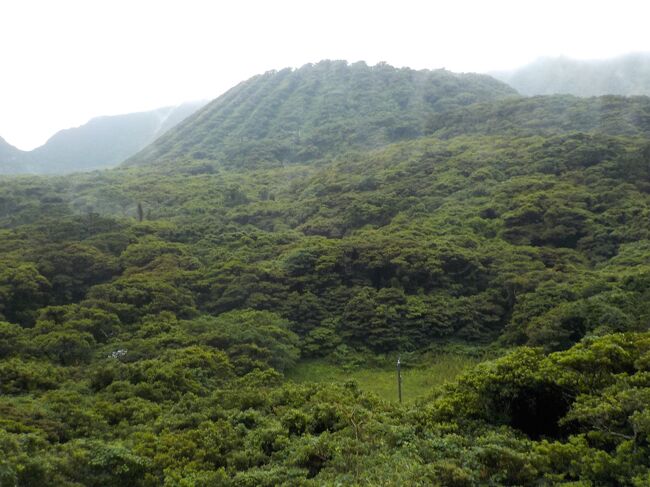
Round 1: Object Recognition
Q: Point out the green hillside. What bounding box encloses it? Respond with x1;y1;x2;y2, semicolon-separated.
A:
0;62;649;485
127;60;517;168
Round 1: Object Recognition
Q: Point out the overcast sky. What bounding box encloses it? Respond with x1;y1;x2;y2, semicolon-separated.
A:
2;0;650;150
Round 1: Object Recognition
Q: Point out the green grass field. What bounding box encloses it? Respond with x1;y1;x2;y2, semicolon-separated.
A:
286;354;481;403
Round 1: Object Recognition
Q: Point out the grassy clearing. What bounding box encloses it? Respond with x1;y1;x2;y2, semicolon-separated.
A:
286;354;481;403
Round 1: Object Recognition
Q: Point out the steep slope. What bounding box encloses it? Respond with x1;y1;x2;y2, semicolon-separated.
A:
0;101;206;175
494;53;650;97
126;60;517;168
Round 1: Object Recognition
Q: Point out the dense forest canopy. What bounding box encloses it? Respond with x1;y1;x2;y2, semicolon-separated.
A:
1;61;649;485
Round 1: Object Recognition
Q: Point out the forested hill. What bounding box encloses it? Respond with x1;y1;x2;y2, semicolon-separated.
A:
126;61;650;172
1;62;650;484
493;53;650;97
126;60;517;168
0;101;206;175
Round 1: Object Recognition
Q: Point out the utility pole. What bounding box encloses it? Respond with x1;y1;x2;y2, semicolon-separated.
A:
397;355;402;403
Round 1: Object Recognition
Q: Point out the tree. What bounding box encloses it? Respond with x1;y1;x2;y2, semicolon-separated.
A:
137;202;144;222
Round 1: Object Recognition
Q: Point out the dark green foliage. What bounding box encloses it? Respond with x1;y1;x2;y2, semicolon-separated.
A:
0;322;26;358
0;261;50;326
0;358;65;393
189;310;300;373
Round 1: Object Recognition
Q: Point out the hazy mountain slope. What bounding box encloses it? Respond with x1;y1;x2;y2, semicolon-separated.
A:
25;111;170;174
126;60;517;168
0;101;206;175
0;136;24;173
494;53;650;96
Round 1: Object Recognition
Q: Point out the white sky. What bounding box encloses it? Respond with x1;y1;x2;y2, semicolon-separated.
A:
1;0;650;150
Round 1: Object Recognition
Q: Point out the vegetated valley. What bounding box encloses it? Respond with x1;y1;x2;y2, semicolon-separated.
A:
1;60;650;486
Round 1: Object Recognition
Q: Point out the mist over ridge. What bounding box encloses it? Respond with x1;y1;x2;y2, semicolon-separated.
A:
493;52;650;97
